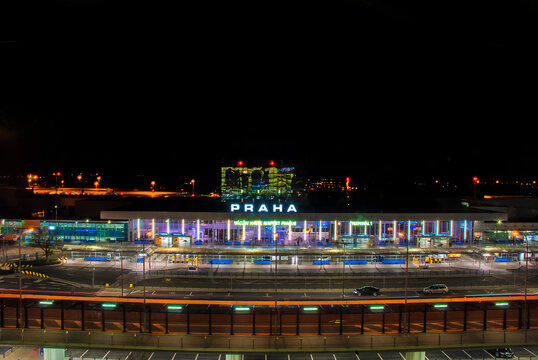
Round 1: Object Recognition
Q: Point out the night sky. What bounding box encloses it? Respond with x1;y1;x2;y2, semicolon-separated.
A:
1;0;536;191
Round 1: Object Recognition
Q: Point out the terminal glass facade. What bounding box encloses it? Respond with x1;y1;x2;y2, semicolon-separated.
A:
128;218;474;249
0;220;25;240
42;220;128;243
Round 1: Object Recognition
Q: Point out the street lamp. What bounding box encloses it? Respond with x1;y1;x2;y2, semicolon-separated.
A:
473;176;479;199
524;232;529;329
274;228;278;342
52;172;61;194
94;176;101;189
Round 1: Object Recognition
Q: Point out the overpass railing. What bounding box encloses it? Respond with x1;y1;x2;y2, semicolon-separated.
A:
0;295;537;337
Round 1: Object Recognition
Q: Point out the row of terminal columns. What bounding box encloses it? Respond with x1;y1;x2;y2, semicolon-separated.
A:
132;219;474;243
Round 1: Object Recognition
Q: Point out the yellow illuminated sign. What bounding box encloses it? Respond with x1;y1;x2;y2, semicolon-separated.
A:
233;220;297;226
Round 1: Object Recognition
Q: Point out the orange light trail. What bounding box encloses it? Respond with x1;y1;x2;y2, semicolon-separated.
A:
0;293;535;306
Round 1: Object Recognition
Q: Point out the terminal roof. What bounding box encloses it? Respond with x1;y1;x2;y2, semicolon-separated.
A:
100;195;506;222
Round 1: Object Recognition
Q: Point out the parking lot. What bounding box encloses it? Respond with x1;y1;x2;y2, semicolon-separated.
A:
58;346;538;360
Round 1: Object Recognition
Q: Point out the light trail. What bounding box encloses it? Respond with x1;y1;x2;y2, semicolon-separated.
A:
0;292;536;306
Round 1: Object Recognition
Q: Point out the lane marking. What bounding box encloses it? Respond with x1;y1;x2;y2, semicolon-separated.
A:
524;348;537;357
481;348;494;358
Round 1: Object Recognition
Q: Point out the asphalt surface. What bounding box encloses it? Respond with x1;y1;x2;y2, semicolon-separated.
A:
56;345;538;360
4;346;538;360
3;346;535;360
1;261;537;300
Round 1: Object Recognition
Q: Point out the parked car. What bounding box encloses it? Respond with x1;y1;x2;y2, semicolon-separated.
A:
353;286;381;296
495;348;514;358
423;284;448;295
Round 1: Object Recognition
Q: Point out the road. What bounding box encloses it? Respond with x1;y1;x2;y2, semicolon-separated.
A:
1;259;538;301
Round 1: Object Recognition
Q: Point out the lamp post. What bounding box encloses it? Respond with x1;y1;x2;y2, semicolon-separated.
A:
1;219;6;262
274;229;278;342
18;229;22;327
473;177;479;200
143;239;147;332
18;228;32;327
403;220;410;334
120;241;124;297
342;244;346;299
523;232;529;330
52;172;60;194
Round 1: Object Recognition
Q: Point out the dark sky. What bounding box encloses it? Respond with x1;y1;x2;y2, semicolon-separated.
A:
1;0;537;190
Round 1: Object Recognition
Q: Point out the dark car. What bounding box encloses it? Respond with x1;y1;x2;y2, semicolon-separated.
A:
495;348;514;358
353;286;381;296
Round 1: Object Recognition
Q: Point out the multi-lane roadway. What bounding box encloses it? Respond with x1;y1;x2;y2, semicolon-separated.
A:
0;255;537;301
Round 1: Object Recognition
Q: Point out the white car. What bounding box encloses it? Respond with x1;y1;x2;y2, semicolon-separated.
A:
423;284;448;295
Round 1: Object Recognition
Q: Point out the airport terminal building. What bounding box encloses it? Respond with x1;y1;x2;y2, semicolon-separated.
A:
99;197;507;250
3;164;535;250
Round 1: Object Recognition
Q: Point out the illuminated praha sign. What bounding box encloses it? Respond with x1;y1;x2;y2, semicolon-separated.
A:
229;203;298;213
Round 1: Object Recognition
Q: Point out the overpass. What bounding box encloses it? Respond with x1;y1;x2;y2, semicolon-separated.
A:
1;293;538;353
